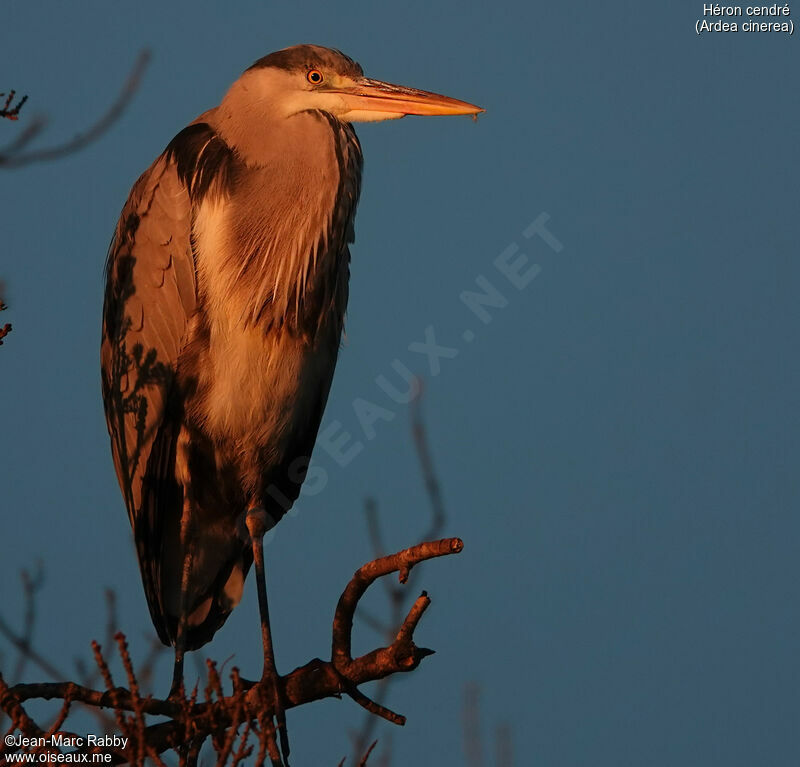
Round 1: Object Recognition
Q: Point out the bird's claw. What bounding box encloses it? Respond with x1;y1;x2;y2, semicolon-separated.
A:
251;673;290;766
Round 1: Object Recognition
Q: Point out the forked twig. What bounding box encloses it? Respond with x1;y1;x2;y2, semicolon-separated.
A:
0;539;463;765
0;91;27;120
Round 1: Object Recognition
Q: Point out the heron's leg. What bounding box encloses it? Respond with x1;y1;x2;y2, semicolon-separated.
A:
170;499;195;699
246;507;290;766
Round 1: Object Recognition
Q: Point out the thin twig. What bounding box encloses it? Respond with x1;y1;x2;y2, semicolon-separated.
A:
1;539;463;764
11;564;44;684
358;740;378;766
0;614;66;681
463;683;484;767
411;380;446;538
0;91;27;120
0;50;150;168
352;387;448;761
496;724;513;767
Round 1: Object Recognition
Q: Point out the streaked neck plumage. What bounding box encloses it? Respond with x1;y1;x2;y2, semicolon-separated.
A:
170;76;363;337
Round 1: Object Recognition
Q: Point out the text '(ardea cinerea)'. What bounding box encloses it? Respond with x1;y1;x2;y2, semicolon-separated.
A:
101;44;483;764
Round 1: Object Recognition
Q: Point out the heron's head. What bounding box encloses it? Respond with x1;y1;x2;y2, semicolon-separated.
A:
226;44;484;124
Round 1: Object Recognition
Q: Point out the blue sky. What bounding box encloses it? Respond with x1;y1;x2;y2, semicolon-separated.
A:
2;2;800;765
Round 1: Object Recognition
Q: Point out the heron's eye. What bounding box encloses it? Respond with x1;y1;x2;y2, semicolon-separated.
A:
307;69;324;85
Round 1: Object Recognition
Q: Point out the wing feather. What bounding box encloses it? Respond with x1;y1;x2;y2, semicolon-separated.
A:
101;154;196;641
101;155;195;519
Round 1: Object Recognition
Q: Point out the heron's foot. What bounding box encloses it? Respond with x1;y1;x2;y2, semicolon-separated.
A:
167;682;184;702
254;666;290;766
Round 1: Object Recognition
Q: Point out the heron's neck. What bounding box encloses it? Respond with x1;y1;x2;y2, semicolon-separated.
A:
211;75;320;168
197;109;362;337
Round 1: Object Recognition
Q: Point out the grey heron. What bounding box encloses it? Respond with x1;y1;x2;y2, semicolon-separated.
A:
101;44;482;761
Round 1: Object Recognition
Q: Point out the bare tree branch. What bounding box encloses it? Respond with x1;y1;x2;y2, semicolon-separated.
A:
0;538;463;765
0;615;65;683
463;683;484;767
411;380;446;536
0;92;27;121
0;50;150;168
495;724;513;767
462;683;515;767
358;740;377;766
350;382;449;762
10;564;44;685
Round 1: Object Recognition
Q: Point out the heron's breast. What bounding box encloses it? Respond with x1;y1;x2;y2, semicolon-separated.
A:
186;152;347;451
198;318;337;451
193;152;349;327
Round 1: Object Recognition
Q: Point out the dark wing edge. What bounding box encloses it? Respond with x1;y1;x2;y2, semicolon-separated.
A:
101;152;197;644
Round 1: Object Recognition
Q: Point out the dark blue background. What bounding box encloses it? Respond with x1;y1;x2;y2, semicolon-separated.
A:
2;2;799;764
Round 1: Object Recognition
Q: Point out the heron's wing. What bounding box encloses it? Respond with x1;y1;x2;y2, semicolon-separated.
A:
101;154;196;527
103;123;243;646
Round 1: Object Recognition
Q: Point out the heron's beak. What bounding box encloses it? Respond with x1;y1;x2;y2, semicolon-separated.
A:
333;77;484;122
